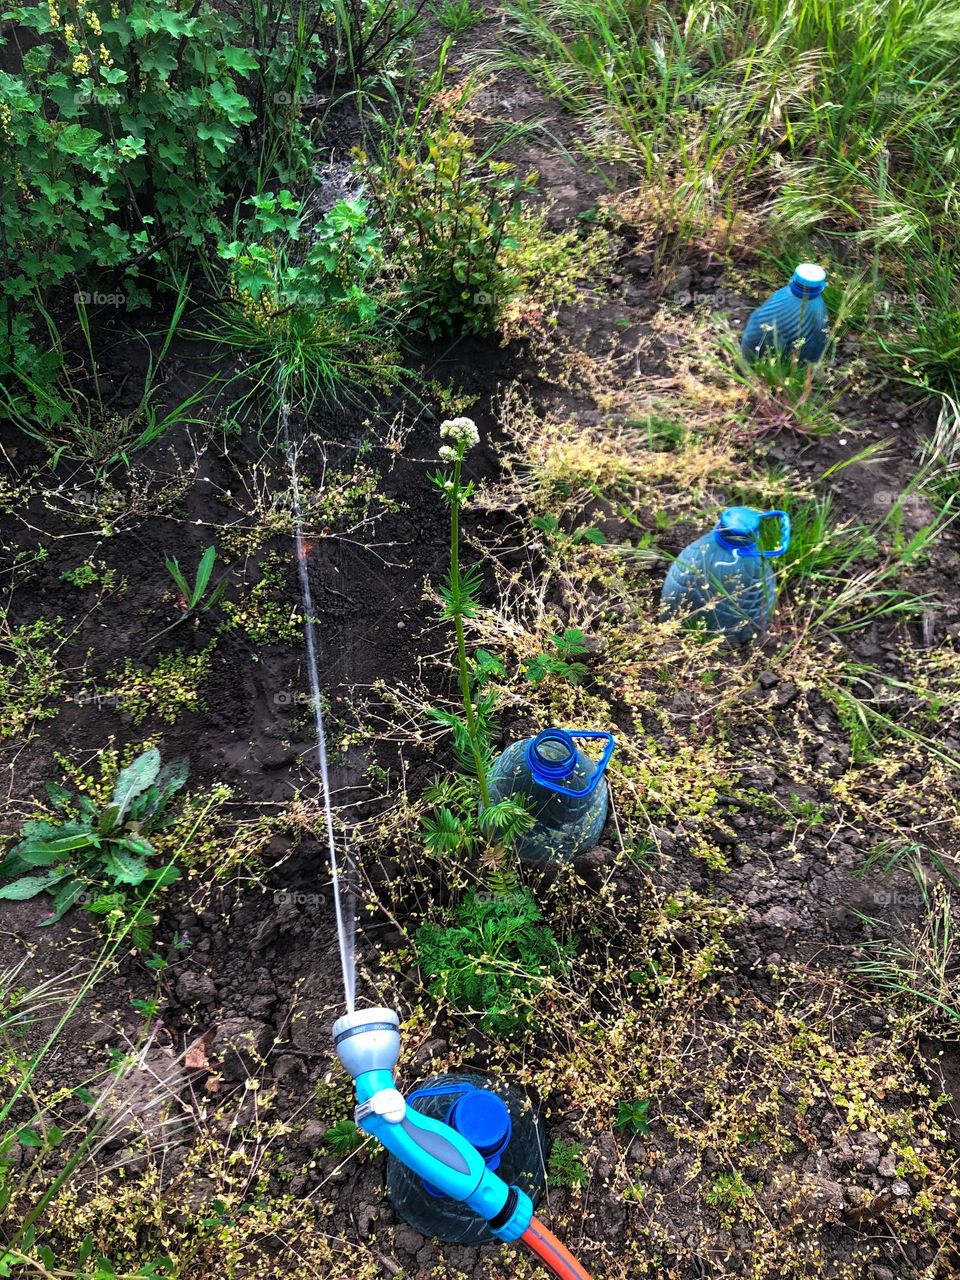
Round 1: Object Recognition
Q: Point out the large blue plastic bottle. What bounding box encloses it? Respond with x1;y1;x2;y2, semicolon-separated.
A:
660;507;790;644
741;264;828;362
386;1074;546;1243
486;727;615;863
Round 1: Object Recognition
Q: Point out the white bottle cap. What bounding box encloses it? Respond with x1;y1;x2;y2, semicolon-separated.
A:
794;263;826;287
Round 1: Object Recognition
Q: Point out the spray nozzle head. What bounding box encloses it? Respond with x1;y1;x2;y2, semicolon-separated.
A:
332;1006;400;1079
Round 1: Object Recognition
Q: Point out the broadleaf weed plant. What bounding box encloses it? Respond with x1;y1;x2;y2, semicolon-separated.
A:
0;789;221;1259
0;747;188;946
208;192;399;414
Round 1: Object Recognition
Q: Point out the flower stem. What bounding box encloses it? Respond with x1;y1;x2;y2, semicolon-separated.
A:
451;453;491;808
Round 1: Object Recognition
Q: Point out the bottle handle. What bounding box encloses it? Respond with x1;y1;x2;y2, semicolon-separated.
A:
759;510;791;558
542;731;615;798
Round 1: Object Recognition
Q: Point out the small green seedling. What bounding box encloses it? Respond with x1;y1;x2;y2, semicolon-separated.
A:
532;514;607;546
615;1098;651;1135
148;546;227;645
705;1168;754;1210
525;628;590;686
324;1119;366;1158
547;1139;590;1189
165;545;226;615
432;0;486;32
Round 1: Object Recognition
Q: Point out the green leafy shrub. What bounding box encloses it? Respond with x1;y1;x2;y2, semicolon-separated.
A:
415;887;572;1034
358;118;536;338
0;0;340;383
0;0;262;342
0;747;186;945
213;193;395;409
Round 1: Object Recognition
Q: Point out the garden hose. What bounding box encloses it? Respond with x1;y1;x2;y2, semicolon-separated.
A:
521;1218;593;1280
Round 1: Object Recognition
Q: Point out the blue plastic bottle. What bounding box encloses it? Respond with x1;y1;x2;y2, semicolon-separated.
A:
486;727;615;863
660;507;791;644
741;264;828;362
386;1074;546;1243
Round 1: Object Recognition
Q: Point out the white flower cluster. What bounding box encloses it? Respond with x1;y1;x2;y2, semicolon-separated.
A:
439;416;480;460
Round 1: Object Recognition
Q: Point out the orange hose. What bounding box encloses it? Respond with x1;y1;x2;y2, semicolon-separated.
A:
521;1217;594;1280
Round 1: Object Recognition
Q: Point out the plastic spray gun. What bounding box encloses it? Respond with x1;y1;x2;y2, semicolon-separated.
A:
332;1007;593;1280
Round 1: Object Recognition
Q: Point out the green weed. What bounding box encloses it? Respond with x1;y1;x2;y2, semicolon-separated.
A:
525;628;591;687
432;0;486;33
416;887;572;1035
357;71;537;338
0;748;186;947
547;1139;590;1189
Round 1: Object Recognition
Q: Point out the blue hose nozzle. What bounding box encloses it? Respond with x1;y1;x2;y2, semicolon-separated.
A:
332;1007;533;1242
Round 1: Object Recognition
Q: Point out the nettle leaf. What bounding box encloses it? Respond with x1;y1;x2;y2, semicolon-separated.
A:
473;649;505;681
102;848;150;886
87;891;125;915
112;748;161;820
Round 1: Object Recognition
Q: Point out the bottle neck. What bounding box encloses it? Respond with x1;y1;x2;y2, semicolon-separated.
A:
713;529;760;556
789;278;824;300
526;729;578;784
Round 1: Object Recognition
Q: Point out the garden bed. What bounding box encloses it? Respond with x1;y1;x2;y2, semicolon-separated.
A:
2;3;960;1279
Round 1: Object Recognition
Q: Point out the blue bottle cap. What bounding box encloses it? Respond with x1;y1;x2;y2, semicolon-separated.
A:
717;506;762;539
448;1089;512;1160
790;263;826;298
